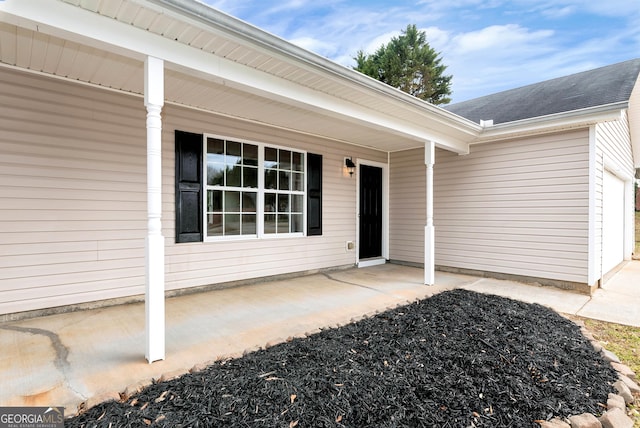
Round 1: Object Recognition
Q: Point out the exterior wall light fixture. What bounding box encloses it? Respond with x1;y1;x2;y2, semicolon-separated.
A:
345;157;356;176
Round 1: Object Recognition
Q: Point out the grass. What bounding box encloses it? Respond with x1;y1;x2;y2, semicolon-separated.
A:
583;318;640;427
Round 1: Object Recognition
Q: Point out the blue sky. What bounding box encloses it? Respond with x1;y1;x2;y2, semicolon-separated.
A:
202;0;640;103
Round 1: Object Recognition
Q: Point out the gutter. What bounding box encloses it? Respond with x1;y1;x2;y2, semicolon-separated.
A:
472;101;628;143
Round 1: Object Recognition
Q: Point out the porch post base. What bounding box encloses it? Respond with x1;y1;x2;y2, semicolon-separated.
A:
145;234;165;363
424;224;435;285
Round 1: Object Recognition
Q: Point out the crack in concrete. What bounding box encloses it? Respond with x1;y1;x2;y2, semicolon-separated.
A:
575;296;594;317
321;272;393;295
1;325;87;400
2;325;70;372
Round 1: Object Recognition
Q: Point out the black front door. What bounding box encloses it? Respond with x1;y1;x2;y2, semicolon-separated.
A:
359;164;383;259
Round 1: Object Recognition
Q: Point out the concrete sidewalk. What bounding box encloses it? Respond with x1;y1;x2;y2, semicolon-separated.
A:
0;261;638;416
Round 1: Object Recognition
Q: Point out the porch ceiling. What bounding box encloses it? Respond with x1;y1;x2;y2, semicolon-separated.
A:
0;0;481;154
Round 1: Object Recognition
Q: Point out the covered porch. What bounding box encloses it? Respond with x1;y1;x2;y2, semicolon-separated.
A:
0;0;479;362
1;262;639;415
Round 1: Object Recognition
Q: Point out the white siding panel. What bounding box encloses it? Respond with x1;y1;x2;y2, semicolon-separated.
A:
597;116;634;175
0;67;385;315
0;67;146;315
592;131;603;281
389;131;592;282
434;131;591;283
389;148;426;264
629;78;640;166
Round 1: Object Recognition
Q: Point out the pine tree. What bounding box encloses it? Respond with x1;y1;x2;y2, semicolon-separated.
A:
354;24;452;105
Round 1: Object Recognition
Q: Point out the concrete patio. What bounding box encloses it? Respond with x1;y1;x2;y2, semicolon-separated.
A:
0;261;638;416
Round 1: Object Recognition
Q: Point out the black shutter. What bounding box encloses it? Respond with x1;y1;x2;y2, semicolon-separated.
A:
175;130;203;243
307;153;323;236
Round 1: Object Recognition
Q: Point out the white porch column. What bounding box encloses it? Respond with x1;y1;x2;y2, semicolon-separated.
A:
424;142;435;285
144;56;165;363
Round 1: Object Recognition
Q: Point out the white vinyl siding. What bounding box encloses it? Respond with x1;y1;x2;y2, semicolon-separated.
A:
389;148;426;264
434;130;591;283
0;66;386;315
596;114;634;177
628;78;640;168
0;67;147;315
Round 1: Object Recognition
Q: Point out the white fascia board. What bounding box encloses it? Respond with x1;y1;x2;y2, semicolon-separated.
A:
0;0;473;154
144;0;481;139
473;103;627;144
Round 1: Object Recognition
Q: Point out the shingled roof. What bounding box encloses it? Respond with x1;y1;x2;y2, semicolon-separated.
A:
444;58;640;125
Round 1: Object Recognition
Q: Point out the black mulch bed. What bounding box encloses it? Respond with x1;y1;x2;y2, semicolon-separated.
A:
66;289;617;428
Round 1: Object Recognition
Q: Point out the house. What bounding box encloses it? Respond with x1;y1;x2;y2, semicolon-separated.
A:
439;59;640;288
0;0;637;362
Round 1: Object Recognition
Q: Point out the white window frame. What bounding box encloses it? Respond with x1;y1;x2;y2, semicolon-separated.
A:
203;133;307;242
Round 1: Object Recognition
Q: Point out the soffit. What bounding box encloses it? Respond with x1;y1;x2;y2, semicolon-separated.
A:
0;22;441;152
0;0;480;152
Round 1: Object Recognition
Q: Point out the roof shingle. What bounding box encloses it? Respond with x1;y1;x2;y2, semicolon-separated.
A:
444;58;640;125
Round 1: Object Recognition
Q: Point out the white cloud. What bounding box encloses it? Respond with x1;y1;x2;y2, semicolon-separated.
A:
532;0;640;18
289;36;336;54
451;24;554;54
422;27;451;51
539;6;575;19
202;0;640;102
361;31;401;54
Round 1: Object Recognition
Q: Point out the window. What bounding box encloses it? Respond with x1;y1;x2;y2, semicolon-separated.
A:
205;137;258;237
175;130;322;243
264;147;305;234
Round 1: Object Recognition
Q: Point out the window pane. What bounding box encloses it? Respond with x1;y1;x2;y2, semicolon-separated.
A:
292;152;303;172
206;140;225;186
291;214;303;233
227;140;241;158
278;194;289;213
225;191;240;212
264;214;276;234
207;163;224;186
277;214;289;233
207;138;224;156
228;163;242;187
242;192;257;213
292;172;303;191
265;147;278;168
225;214;240;235
208;190;223;212
207;214;223;236
244;166;258;188
292;195;304;213
265;193;276;212
242;214;256;234
265;169;277;189
279;171;290;190
279;150;291;170
244;144;258;166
